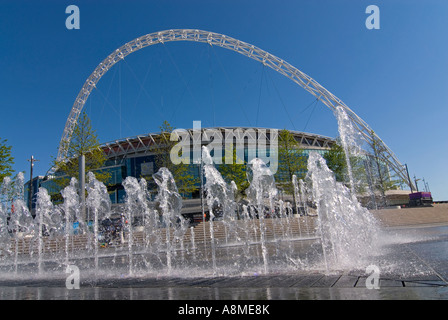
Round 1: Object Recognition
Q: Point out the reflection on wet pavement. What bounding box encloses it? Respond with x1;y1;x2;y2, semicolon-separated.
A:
0;225;447;300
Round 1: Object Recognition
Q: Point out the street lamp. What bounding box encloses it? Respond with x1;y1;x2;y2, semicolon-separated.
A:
413;174;421;192
193;152;206;252
404;164;413;193
27;155;39;214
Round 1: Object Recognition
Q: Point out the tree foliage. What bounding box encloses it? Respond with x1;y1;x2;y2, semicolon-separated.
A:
367;130;401;205
275;129;306;207
52;112;110;189
152;120;197;197
324;138;371;193
0;138;14;181
219;145;249;197
323;138;347;183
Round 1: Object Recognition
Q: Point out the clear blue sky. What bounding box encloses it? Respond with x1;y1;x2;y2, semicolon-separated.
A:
0;0;447;200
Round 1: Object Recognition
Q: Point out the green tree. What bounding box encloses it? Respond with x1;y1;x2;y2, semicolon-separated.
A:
275;129;307;210
368;130;401;206
52;112;110;190
0;138;14;181
152;120;197;197
323;138;369;194
219;145;249;197
323;138;346;183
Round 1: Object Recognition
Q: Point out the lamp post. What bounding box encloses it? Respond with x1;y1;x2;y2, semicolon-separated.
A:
404;164;413;193
193;152;206;252
413;175;420;192
193;150;207;252
79;154;86;222
27;155;39;214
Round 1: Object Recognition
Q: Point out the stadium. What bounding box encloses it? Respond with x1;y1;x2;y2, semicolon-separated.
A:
27;127;337;221
24;29;412;220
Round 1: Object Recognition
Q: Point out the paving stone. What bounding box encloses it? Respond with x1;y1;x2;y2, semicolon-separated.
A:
209;276;255;287
189;277;226;286
355;276;367;288
395;274;442;282
330;275;359;288
311;275;341;287
379;279;404;287
404;280;447;287
267;275;302;287
289;274;323;287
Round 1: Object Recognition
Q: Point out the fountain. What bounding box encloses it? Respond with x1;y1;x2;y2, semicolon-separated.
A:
201;146;238;274
335;106;365;198
152;167;184;274
86;172;111;272
0;116;414;283
245;157;278;274
306;151;381;272
60;177;80;266
0;158;382;278
122;176;139;275
35;187;54;274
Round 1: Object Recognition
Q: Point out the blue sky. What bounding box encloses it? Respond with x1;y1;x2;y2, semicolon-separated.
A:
0;0;447;200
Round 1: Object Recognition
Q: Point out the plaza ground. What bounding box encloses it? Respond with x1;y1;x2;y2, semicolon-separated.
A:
0;204;447;300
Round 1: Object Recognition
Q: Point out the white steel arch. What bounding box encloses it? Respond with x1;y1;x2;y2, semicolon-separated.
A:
58;29;410;186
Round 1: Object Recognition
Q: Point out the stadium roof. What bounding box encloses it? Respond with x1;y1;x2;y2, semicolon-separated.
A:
100;127;335;159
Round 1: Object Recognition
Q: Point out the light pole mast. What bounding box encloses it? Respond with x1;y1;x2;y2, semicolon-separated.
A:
79;154;86;222
27;155;39;214
413;175;420;192
404;164;413;193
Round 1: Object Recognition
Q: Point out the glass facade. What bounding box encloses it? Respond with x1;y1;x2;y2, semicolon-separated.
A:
29;128;337;208
38;149;328;205
98;146;330;204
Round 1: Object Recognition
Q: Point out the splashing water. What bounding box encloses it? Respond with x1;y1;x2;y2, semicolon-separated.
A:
86;172;111;272
35;187;54;274
335;106;365;197
0;149;421;280
307;151;381;271
122;176;158;275
0;177;13;260
152;167;184;274
202;146;238;274
245;158;278;274
61;178;80;266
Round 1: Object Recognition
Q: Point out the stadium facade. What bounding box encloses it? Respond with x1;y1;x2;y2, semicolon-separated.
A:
25;127;335;217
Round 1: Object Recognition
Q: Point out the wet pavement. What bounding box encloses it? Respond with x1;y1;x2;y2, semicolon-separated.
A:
0;224;447;300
